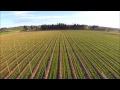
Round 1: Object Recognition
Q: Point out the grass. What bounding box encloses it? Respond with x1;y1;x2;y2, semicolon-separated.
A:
0;30;20;35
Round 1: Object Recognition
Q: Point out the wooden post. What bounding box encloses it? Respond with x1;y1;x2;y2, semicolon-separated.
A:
23;35;27;50
9;45;11;51
44;63;46;79
101;72;107;79
15;40;21;74
29;62;33;79
1;47;3;59
17;40;21;51
6;60;10;74
17;61;20;73
32;39;35;56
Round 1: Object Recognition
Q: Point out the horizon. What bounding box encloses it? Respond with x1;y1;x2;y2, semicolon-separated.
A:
1;23;120;29
1;11;120;28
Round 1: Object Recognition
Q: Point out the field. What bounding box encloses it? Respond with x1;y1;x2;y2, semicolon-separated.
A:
0;30;120;79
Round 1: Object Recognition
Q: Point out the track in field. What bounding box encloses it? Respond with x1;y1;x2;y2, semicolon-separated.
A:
0;30;120;79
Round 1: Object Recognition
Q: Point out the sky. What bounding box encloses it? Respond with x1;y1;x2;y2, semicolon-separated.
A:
0;11;120;28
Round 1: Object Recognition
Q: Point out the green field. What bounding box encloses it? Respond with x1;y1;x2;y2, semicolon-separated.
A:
0;30;20;35
0;30;120;79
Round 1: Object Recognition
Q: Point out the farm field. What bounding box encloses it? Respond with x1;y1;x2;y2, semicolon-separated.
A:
0;30;120;79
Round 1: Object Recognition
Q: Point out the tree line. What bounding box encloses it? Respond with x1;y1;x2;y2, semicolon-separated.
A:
22;23;120;31
1;23;120;32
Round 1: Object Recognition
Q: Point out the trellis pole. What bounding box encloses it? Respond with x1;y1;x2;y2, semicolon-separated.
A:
14;37;20;74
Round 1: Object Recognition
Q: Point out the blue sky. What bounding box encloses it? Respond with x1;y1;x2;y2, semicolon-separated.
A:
0;11;120;28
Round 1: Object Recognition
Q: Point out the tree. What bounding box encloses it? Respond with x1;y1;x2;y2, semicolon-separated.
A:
22;25;28;31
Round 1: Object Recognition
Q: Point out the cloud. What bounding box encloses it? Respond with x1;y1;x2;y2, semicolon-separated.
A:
73;11;119;17
70;11;120;28
13;11;35;16
12;11;35;23
10;11;120;28
13;18;32;23
21;15;67;19
12;11;69;23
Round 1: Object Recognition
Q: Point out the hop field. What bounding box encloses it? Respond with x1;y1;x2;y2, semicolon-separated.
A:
0;30;120;79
